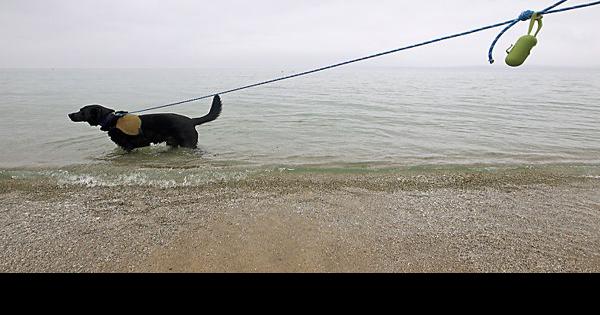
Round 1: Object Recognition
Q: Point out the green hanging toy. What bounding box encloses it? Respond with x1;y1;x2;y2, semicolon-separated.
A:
505;13;543;67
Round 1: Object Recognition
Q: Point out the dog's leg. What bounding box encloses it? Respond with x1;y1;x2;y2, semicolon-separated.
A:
167;140;179;149
176;139;197;149
109;129;137;152
177;131;198;149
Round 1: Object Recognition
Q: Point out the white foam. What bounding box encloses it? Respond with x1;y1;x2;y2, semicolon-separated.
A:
46;169;250;188
581;175;600;179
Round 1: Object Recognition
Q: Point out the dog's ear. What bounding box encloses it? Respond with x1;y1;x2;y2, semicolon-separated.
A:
84;105;114;126
84;107;100;126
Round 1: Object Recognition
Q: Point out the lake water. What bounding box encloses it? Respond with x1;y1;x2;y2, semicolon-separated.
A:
1;67;599;186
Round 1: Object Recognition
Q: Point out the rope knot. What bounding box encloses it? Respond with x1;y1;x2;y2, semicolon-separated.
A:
518;10;535;21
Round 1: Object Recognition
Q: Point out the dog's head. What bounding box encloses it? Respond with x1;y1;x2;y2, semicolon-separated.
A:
68;105;115;126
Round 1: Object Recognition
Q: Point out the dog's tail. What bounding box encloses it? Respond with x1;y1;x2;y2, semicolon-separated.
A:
192;94;222;126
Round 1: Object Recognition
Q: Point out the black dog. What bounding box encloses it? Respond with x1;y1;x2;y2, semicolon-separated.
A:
68;95;222;151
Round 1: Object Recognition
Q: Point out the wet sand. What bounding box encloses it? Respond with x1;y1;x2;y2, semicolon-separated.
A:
1;168;599;272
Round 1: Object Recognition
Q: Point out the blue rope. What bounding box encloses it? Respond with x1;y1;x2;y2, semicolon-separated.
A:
131;0;600;114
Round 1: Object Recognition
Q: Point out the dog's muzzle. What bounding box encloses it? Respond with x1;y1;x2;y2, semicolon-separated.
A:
68;112;82;122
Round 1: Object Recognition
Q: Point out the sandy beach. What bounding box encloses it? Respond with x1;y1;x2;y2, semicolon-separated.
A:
1;167;599;273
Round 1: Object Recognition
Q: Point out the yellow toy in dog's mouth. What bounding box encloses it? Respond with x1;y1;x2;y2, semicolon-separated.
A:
115;114;142;136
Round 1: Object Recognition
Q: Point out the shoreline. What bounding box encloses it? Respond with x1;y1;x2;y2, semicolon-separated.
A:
1;168;599;272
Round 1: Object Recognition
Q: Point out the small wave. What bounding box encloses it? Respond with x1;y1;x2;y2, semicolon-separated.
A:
4;161;600;189
52;171;179;188
581;175;600;179
41;168;253;188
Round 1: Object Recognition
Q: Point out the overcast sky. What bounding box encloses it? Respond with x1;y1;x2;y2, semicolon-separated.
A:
1;0;599;68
